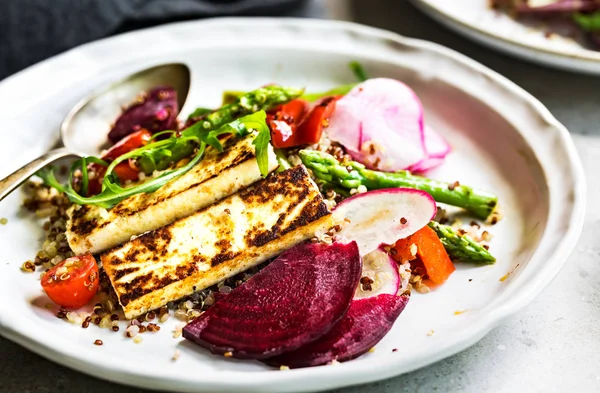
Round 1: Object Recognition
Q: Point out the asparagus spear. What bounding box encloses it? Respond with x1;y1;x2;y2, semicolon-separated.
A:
140;86;303;172
428;221;495;264
299;149;498;220
200;85;303;131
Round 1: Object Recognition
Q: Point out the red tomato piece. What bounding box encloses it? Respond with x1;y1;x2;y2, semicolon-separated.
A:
41;254;99;309
84;129;152;195
269;96;339;149
269;99;309;148
295;96;338;146
102;129;152;161
112;161;141;182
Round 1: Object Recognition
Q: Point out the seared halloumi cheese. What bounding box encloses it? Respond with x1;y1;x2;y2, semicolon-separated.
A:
101;166;334;319
66;133;278;255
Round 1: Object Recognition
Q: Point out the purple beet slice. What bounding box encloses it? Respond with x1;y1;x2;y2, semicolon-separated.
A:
264;293;410;368
108;85;178;143
183;241;362;359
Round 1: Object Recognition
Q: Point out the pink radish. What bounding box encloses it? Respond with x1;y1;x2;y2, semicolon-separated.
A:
423;125;451;159
333;188;437;256
355;247;403;299
264;293;410;368
182;241;361;359
409;126;451;173
326;78;427;172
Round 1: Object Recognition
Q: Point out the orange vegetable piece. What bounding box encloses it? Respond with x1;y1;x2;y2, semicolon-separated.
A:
391;225;455;285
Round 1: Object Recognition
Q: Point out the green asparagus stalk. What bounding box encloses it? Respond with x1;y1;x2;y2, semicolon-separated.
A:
222;84;357;104
201;86;304;132
140;86;303;172
299;149;498;220
428;221;495;264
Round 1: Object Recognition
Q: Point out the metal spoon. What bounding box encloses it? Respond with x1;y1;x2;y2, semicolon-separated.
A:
0;63;191;202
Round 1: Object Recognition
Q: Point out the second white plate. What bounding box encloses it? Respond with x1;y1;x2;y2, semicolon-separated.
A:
412;0;600;75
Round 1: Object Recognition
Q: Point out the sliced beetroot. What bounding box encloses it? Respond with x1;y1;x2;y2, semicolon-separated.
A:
182;241;362;359
265;293;409;368
108;85;178;143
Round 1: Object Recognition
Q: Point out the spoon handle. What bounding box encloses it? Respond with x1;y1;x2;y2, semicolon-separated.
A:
0;148;79;202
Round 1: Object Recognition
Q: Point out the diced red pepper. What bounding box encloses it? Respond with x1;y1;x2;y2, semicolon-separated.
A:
392;225;455;285
268;96;339;149
294;96;338;146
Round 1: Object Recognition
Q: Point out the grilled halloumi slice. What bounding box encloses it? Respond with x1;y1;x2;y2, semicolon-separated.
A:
66;133;278;255
101;166;334;319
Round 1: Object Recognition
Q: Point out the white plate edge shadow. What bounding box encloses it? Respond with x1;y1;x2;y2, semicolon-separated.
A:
0;18;587;393
411;0;600;75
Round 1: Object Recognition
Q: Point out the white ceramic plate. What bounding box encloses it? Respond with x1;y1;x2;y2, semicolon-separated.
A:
0;18;585;393
411;0;600;75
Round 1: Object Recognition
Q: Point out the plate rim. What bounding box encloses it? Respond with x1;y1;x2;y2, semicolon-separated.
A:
0;17;587;393
411;0;600;74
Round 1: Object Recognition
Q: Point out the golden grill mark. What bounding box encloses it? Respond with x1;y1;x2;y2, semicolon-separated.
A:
211;251;241;266
113;266;141;281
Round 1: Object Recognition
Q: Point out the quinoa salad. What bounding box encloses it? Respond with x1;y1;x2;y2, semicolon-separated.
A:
18;62;501;368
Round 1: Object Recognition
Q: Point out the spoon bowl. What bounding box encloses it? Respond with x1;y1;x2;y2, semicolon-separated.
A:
62;63;190;155
0;62;191;202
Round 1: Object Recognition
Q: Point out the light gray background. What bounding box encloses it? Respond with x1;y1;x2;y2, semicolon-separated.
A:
1;1;599;392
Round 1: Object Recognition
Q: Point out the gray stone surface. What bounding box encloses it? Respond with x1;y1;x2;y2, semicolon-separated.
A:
1;1;599;392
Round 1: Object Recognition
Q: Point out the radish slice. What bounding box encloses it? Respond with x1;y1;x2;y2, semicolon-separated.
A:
355;247;401;299
423;125;451;158
408;126;451;173
333;188;437;256
326;78;427;172
182;241;362;359
264;293;410;368
409;157;445;173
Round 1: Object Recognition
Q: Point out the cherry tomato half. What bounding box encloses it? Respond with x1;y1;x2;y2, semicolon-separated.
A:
41;254;99;309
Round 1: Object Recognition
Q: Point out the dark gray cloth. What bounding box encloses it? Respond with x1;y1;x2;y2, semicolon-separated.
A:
0;0;307;80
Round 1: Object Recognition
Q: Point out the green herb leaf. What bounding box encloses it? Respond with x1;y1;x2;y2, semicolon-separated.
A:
37;111;274;209
301;84;357;102
274;148;292;172
349;61;369;82
244;111;272;178
38;142;207;209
